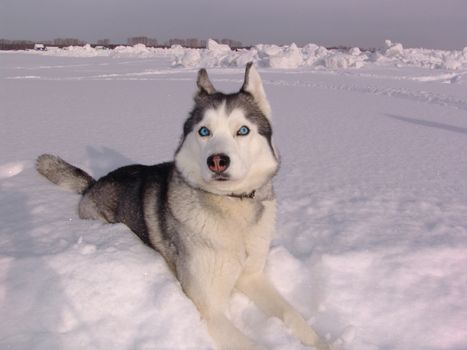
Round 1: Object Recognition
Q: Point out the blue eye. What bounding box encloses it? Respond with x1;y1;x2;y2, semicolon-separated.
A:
237;126;250;136
198;126;211;137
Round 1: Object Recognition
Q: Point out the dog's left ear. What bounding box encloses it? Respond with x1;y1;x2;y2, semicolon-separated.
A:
241;62;271;119
196;68;216;95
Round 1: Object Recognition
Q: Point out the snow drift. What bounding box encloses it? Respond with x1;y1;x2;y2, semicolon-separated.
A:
18;39;467;70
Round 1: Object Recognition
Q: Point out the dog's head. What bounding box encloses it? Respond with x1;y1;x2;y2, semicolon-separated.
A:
175;63;279;196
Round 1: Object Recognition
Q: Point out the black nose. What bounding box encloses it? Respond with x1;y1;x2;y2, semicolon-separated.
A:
207;154;230;173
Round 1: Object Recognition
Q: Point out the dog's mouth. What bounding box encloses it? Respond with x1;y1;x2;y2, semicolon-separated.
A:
212;174;230;181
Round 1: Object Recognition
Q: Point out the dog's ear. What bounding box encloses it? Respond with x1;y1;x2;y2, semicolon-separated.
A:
196;68;216;95
241;62;271;119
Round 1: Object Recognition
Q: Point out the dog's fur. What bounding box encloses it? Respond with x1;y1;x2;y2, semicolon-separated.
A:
36;63;331;350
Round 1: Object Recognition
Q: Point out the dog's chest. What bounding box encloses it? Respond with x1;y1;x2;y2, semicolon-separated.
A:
214;197;264;227
174;195;267;249
198;197;264;241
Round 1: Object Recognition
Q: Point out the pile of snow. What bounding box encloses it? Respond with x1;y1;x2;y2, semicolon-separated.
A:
112;44;172;58
173;39;467;70
32;43;172;58
37;44;109;57
18;39;467;70
172;39;366;69
368;40;467;70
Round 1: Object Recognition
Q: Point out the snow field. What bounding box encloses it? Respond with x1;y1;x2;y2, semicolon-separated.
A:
1;51;467;349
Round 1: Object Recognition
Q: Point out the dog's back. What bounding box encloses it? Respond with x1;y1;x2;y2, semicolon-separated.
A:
36;154;174;249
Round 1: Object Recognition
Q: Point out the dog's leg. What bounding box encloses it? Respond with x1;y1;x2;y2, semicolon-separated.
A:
205;313;259;350
179;255;260;350
236;273;332;350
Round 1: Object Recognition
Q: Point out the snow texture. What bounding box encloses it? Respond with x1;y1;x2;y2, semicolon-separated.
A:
1;45;467;350
16;39;467;71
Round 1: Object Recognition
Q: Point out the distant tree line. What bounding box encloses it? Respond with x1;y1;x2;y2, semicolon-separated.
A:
0;37;374;52
0;37;245;50
127;37;243;48
0;39;35;50
0;38;88;50
127;37;159;46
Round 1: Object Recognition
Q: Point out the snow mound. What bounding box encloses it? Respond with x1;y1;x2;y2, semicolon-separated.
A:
171;41;366;69
40;44;107;57
369;40;467;69
35;44;172;58
206;38;231;52
18;40;467;70
112;44;171;58
172;39;467;70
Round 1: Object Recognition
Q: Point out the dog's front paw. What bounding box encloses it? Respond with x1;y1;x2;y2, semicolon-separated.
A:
283;311;334;350
313;340;337;350
284;311;319;344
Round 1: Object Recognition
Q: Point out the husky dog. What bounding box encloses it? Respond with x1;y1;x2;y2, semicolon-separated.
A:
36;63;332;350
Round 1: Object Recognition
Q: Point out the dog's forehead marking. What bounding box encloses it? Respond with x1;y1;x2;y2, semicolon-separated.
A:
204;103;248;123
204;101;229;121
228;108;249;122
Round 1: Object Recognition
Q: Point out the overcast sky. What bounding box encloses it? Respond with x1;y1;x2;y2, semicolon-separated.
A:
1;0;466;49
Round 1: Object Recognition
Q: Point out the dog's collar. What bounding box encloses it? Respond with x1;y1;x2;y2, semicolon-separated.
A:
173;168;273;201
227;190;256;200
196;186;257;200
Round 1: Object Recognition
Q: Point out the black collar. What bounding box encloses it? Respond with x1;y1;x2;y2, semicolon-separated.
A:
196;186;257;200
174;168;263;201
227;190;256;200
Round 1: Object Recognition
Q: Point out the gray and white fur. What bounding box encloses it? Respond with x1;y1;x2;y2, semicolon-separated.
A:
36;63;333;350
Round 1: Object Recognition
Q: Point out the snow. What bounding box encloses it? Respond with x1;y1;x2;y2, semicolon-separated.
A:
11;39;467;71
1;46;467;350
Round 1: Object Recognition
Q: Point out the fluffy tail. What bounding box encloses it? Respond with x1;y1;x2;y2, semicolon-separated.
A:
36;154;95;194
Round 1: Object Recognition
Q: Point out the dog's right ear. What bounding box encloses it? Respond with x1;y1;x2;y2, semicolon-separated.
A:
196;68;216;95
241;62;272;119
